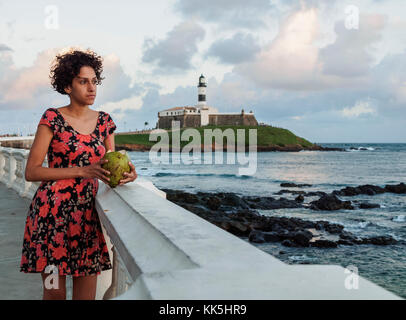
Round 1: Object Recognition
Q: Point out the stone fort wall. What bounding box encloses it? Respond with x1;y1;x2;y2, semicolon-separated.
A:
209;114;258;126
158;114;258;129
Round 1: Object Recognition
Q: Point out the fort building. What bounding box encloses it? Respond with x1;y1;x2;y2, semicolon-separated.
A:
156;74;258;129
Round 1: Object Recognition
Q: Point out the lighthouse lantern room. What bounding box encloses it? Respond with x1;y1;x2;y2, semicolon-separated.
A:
197;74;207;107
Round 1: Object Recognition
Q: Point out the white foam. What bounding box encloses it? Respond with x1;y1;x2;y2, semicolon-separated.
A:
392;215;405;222
288;255;315;262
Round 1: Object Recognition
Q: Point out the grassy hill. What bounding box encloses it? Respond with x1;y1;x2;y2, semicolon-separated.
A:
114;125;314;149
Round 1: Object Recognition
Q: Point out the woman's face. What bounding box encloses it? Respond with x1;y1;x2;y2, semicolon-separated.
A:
64;66;97;105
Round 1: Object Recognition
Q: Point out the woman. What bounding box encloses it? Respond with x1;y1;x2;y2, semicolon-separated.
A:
20;48;137;300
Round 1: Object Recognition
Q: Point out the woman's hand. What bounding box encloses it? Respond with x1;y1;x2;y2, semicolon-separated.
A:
80;159;111;185
118;161;137;186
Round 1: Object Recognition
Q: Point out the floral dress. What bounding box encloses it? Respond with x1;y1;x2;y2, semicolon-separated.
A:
20;107;116;277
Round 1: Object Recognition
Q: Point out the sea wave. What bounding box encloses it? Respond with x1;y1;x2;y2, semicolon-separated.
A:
153;172;254;179
392;215;406;222
288;255;316;262
346;146;376;152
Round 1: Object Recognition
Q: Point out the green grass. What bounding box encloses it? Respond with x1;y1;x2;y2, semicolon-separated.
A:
114;125;314;148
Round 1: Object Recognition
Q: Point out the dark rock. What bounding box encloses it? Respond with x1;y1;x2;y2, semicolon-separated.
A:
221;221;251;236
274;229;292;240
358;185;386;195
280;183;312;188
385;183;406;194
274;189;306;195
281;239;295;247
262;231;281;242
248;230;265;243
361;236;398;245
359;203;380;209
295;194;305;203
338;239;354;246
222;193;250;209
243;196;303;210
339;230;357;241
310;194;354;211
325;223;344;234
291;230;313;246
310;239;338;248
332;183;403;196
332;187;360;196
206;196;221;210
306;191;327;197
164;189;200;204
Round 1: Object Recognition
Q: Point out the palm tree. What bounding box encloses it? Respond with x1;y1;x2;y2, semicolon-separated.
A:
144;121;148;130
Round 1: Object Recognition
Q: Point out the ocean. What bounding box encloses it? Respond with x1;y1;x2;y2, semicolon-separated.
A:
126;143;406;298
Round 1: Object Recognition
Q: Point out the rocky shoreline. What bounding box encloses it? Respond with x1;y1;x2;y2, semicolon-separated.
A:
116;143;345;152
160;182;406;248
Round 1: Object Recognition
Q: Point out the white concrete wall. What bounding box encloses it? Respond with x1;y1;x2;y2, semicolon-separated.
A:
200;108;209;126
0;141;403;300
94;181;402;300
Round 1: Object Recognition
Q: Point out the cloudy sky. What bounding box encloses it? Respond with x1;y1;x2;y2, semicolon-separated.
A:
0;0;405;142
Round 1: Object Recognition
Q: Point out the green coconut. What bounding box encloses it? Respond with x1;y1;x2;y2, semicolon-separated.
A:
101;150;131;188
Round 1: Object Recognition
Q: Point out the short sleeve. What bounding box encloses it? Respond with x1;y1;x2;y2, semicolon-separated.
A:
105;113;117;138
38;108;58;133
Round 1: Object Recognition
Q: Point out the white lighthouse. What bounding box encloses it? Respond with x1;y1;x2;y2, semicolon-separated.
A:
197;74;207;107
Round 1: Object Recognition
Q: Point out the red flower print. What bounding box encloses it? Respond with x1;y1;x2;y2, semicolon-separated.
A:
51;179;75;192
20;255;28;265
33;215;38;230
52;245;67;259
60;192;71;202
51;205;58;217
60;131;73;143
39;203;50;218
55;232;65;246
72;210;83;224
24;230;31;241
68;148;84;163
60;179;75;191
36;244;44;257
71;240;78;248
87;243;97;256
84;209;92;221
47;111;57;121
36;257;47;271
54;156;62;166
96;145;105;156
78;135;92;143
69;222;81;237
53;142;70;154
84;224;92;234
37;189;48;204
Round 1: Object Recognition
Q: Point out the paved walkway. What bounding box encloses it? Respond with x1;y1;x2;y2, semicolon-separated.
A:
0;182;76;299
0;182;42;299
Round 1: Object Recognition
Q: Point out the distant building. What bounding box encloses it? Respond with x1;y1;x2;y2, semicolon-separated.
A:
156;74;258;129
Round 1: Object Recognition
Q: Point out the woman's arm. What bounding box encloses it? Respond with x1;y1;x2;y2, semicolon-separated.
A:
104;132;115;152
25;125;83;182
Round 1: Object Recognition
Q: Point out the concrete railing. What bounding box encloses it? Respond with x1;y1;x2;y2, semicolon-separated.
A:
0;141;403;300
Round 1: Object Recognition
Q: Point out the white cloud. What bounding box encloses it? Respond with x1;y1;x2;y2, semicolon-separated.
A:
341;100;376;118
142;20;205;72
98;93;146;121
1;48;54;103
234;7;387;91
234;7;322;90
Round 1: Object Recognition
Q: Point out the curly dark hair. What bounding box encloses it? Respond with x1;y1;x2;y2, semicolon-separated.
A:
49;48;105;95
